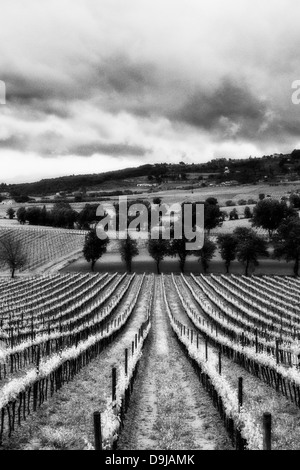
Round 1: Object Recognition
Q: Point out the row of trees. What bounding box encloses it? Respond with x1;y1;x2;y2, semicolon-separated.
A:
2;195;300;277
179;197;300;239
78;196;300;276
227;206;253;220
82;228;268;276
83;230;139;273
16;196;224;232
226;198;299;224
82;197;224;274
16;202;114;230
16;203;78;229
221;217;300;276
14;198;298;235
82;209;300;276
0;215;299;278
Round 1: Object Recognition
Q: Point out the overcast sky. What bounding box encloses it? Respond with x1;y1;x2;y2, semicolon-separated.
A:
1;0;300;183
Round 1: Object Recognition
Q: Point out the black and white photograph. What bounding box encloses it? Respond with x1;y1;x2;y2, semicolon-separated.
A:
1;0;300;457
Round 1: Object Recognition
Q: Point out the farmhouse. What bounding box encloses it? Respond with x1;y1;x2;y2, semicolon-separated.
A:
1;199;15;205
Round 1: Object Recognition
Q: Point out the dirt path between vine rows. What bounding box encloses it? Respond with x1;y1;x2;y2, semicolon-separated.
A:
118;277;233;451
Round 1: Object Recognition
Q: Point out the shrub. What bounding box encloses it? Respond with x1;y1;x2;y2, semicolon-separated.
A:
244;206;253;219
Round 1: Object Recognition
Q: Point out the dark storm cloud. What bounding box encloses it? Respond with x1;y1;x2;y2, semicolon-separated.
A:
69;142;149;157
2;74;84;116
0;135;24;150
2;68;270;139
0;131;63;155
2;72;76;104
94;56;157;95
182;81;266;126
1;54;160;122
171;79;268;139
0;132;149;159
2;52;157;104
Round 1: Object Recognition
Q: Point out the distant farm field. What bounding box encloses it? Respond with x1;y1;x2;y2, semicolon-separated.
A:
1;182;300;220
131;182;300;206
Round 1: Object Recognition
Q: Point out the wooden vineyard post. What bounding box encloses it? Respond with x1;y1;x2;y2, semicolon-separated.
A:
276;340;279;365
238;378;243;412
10;328;14;349
132;341;134;356
263;413;272;450
112;368;117;402
205;338;208;361
255;329;258;354
36;345;41;373
125;349;128;376
218;351;222;375
93;411;102;450
197;335;199;349
191;330;193;344
135;334;138;350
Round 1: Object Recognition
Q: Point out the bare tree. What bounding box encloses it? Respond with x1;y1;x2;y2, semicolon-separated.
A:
0;234;28;278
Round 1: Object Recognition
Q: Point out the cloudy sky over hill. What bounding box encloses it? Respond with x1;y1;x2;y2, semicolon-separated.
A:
1;0;300;182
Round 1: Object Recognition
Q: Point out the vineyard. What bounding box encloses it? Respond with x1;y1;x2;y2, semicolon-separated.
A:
210;218;270;238
0;227;86;274
1;273;300;450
